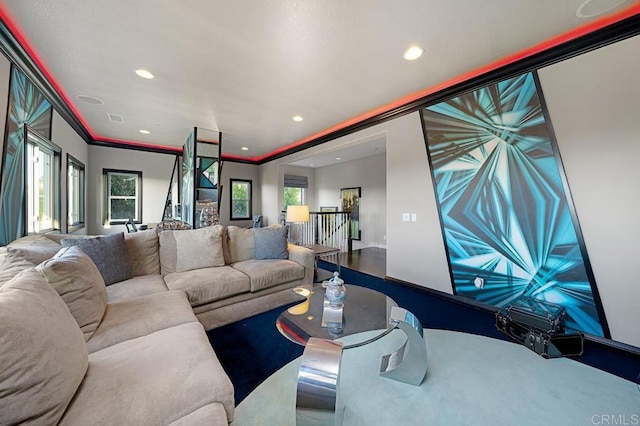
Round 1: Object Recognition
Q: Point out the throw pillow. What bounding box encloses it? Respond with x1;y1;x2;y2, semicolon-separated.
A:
226;226;255;264
159;225;225;274
0;251;35;288
124;229;160;276
0;268;88;425
6;234;61;264
36;246;108;341
254;226;289;260
61;233;132;285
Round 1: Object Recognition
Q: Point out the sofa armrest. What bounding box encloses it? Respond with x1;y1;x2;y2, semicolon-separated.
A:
288;244;314;285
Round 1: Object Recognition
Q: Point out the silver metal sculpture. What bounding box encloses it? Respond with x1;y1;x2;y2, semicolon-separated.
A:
379;306;428;386
296;338;344;425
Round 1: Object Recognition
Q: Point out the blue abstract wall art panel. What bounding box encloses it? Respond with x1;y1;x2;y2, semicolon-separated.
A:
181;129;196;226
0;66;52;245
421;72;607;337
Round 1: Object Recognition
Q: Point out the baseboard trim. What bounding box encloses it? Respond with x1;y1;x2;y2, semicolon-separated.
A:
384;275;640;359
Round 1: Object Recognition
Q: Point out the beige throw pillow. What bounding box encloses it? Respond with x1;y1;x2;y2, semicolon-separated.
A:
36;246;108;341
125;229;161;276
226;226;255;264
0;268;88;425
0;251;35;288
7;234;62;264
159;225;225;274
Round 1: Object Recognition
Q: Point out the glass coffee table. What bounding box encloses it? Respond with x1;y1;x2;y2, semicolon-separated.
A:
276;284;398;349
277;284;427;425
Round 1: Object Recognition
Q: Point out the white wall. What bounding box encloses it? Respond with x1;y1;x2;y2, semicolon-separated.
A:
51;111;89;234
315;153;387;249
87;145;175;235
538;34;640;348
384;112;452;293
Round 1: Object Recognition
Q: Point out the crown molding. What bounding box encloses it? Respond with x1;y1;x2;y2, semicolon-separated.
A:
0;18;92;143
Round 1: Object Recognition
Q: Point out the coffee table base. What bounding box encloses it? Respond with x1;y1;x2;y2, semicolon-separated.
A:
379;307;428;386
296;338;344;425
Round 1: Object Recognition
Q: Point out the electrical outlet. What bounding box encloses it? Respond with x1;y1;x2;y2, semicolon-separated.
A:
402;213;410;222
411;213;417;222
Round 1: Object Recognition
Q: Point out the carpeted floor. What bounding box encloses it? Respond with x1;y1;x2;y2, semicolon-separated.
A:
207;263;640;405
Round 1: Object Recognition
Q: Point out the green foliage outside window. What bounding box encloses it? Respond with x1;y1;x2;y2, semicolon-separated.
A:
105;170;141;223
283;187;303;209
110;175;136;197
231;179;251;219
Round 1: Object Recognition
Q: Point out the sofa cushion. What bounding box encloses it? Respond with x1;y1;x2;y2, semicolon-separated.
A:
61;233;133;285
44;233;88;244
87;290;197;353
0;268;88;426
169;403;229;426
159;226;225;274
7;233;61;264
106;274;169;303
36;246;108;341
254;226;288;260
0;250;34;287
232;259;305;292
125;229;160;276
60;322;235;425
164;266;250;306
226;225;255;264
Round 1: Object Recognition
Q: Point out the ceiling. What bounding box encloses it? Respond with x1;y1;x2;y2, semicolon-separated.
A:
0;0;637;164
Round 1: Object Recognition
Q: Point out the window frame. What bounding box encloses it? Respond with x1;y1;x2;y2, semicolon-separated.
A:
283;186;306;210
66;154;85;233
103;169;143;225
230;178;252;221
23;126;61;235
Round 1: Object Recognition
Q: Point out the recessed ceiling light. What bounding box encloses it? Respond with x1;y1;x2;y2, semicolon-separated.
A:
139;129;150;134
404;45;424;61
309;164;314;167
77;95;104;105
292;115;304;122
336;157;341;160
576;0;627;18
135;69;154;79
241;147;249;151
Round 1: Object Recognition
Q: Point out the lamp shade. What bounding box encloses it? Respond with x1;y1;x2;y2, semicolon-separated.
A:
286;205;310;223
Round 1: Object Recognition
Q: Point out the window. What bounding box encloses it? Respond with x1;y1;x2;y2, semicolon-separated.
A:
104;169;142;224
67;154;85;232
25;128;61;234
230;179;252;220
283;174;308;209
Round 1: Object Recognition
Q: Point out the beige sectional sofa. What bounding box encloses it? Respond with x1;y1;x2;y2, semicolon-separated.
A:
0;225;314;425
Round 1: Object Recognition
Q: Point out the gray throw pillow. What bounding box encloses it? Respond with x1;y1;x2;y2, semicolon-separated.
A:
61;233;132;285
254;226;288;260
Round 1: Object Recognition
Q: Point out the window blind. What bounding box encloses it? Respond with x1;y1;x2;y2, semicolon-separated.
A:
284;174;308;189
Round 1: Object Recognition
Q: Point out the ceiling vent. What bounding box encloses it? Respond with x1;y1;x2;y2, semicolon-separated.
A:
107;113;124;123
77;95;104;105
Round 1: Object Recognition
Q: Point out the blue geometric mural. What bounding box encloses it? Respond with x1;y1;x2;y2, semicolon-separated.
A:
0;66;52;245
421;72;607;337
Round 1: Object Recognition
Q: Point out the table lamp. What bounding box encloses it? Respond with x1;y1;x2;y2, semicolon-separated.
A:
286;205;309;245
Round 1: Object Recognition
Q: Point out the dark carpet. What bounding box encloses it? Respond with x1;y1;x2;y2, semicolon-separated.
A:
207;262;640;405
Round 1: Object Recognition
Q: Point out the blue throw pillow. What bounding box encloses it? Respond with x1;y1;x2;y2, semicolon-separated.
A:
61;233;132;285
254;227;288;260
